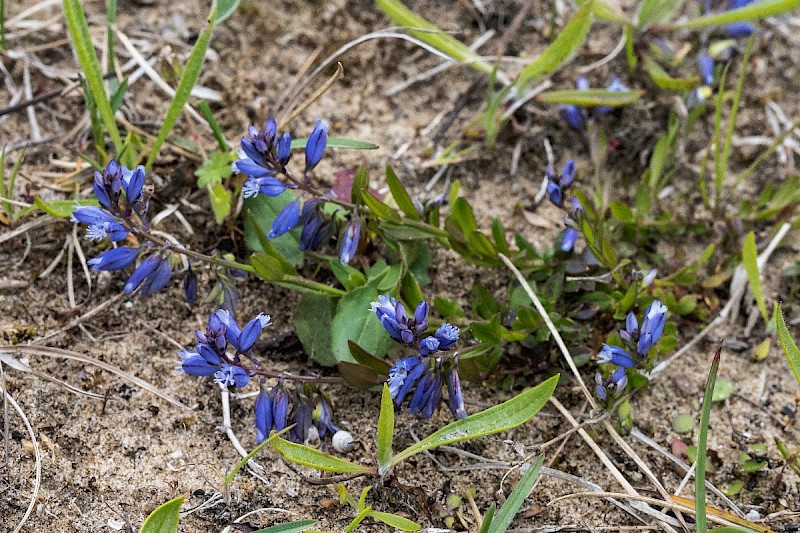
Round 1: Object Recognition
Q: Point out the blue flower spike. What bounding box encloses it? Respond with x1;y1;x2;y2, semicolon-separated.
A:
597;344;635;369
268;199;301;239
255;387;273;443
446;364;467;419
87;246;139;271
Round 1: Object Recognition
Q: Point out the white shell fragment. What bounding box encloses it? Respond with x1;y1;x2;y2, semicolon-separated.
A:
332;430;354;453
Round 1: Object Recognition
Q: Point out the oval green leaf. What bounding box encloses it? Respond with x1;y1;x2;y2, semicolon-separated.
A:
391;374;559;466
271;436;375;474
139;496;183;533
369;511;421;532
253;520;317;533
377;383;394;476
35;197;98;218
776;302;800;387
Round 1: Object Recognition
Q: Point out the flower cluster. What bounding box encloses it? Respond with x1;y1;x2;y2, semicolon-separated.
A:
559;76;629;132
595;366;628;404
236;118;362;264
71;161;179;297
179;309;271;387
179;309;346;446
255;383;342;445
597;299;668;371
373;295;466;420
545;160;584;253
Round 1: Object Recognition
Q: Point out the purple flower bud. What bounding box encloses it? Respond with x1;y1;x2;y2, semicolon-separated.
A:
277;132;292;167
268;199;301;239
408;371;442;419
637;300;667;357
314;396;339;437
576;76;590;91
124;254;161;293
560;105;586;131
560;228;579;253
625;311;639;339
547;181;563;208
240;137;264;166
237;159;275;180
273;386;290;432
305;119;328;172
413;301;429;331
595;372;608;401
418;336;440;357
197;343;223;366
87;246;139;271
570;197;584;217
183;269;198;305
180;350;219;376
124;165;145;205
138;254;173;297
299;210;332;251
236;316;263;353
338;217;361;264
93;173;113;210
264;117;278;147
255;388;273;443
446;366;467;419
698;52;715;86
726;21;754;37
388;357;425;405
559;160;576;188
290;397;313;443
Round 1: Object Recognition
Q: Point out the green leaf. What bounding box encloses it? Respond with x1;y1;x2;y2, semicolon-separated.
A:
369;511;421;531
212;0;240;24
712;378;734;402
643;56;700;90
252;520;317;533
696;349;721;533
345;506;372;533
348;340;392;373
331;282;394;363
513;0;594;93
62;0;123;154
145;6;216;170
385;165;420;220
479;504;496;533
207;183;232;223
675;0;800;29
742;231;768;322
290;137;378;150
375;0;495;75
195;151;233;187
637;0;686;28
139;496;183;533
391;375;558;466
295;294;337;366
537;88;643;107
775;302;800;387
271;436;375;474
352;165;369;205
362;191;402;222
380;221;446;241
35;197;98;218
488;455;544;533
376;384;394;476
244;192;304;266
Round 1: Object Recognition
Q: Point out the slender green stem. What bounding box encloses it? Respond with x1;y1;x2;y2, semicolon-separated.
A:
143;232;255;273
695;347;721;533
106;0;118;73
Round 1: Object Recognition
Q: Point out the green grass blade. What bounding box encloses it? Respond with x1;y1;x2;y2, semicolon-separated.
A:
712;64;730;210
252;520;316;533
479;504;496;533
270;436;375;474
139;496;183;533
391;375;558;467
537;88;643;106
106;0;117;72
636;0;686;27
376;383;394;476
775;302;800;386
742;232;768;322
224;428;288;483
145;7;216;170
375;0;494;75
719;37;753;198
512;0;594;93
385;165;420;220
695;348;721;533
62;0;123;154
488;455;544;533
198;100;229;151
369;511;421;531
290;137;378;150
675;0;800;29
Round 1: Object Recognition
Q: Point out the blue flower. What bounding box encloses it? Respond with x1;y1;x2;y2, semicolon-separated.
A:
387;357;425;405
697;52;715;86
272;385;290;432
637;300;667;357
255;387;273;443
595;366;628;402
183;269;198;305
559;104;586;132
299;208;333;252
277;132;292;166
338;217;361;264
561;228;579;253
71;206;129;242
214;363;250;388
241;175;287;198
418;336;440;357
546;160;576;208
313;395;339;437
597;344;635;369
305;119;328;172
124;254;171;295
446;366;467;419
433;323;459;351
268;199;301;239
408;370;443;419
179;348;219;377
86;246;139;271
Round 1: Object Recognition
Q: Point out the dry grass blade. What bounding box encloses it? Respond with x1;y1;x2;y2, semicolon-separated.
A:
2;389;42;533
0;345;191;410
0;352;105;400
278;62;344;130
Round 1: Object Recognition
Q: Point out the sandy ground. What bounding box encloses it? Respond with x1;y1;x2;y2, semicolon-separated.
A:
2;0;800;531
